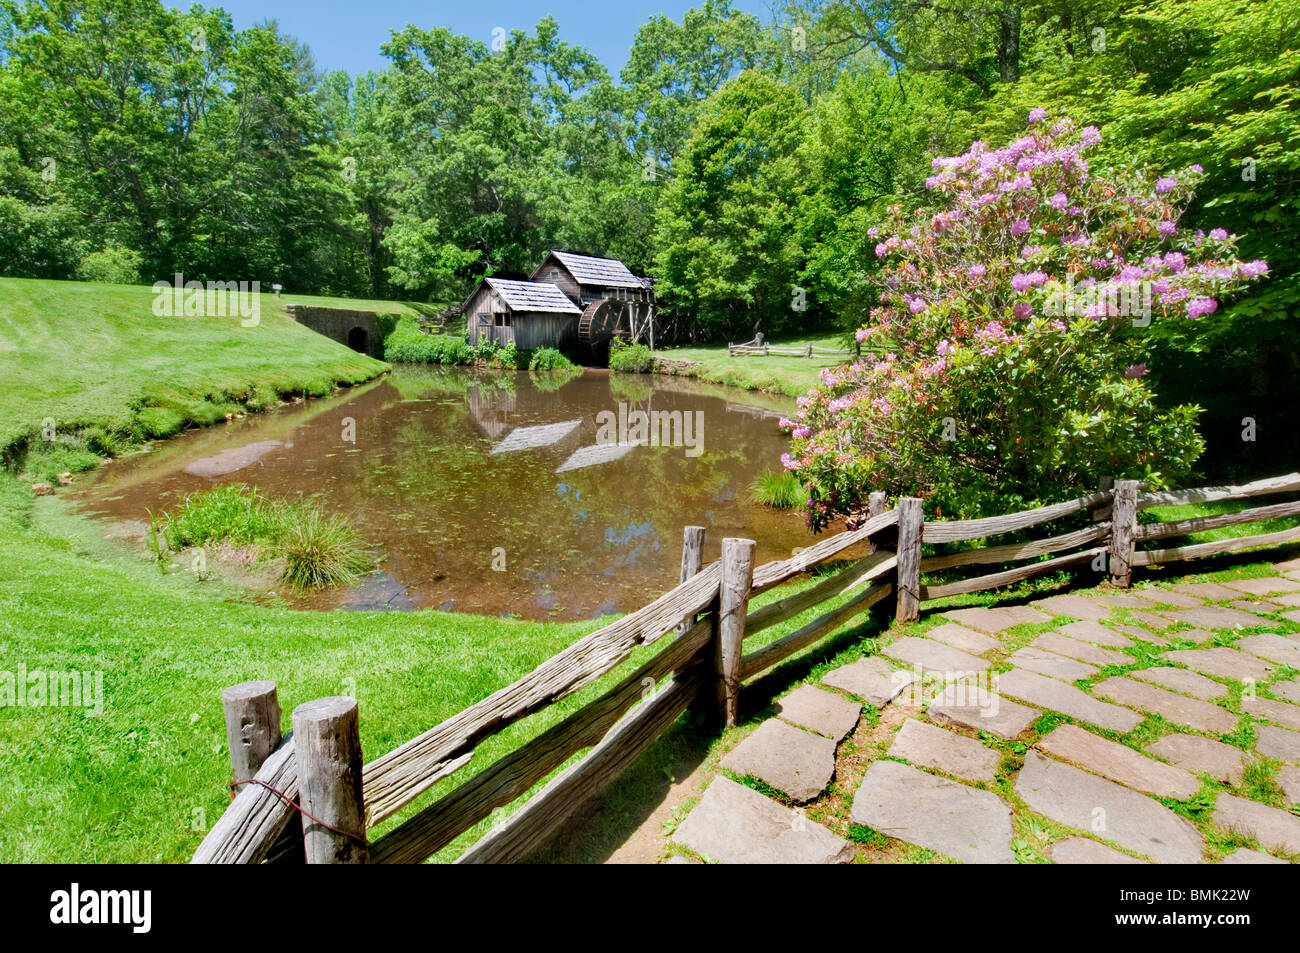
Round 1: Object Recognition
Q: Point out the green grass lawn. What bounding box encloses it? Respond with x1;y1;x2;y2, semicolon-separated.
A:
0;278;395;465
653;331;858;396
0;470;849;863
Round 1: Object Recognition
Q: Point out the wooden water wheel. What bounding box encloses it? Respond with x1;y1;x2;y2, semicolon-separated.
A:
577;297;632;364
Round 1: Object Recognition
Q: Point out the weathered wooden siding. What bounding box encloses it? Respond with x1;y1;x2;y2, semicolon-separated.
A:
463;285;502;346
513;313;578;351
532;255;582;305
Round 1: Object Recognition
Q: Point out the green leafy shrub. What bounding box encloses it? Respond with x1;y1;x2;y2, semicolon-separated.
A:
382;316;473;364
787;113;1269;527
527;347;578;371
608;340;654;373
474;338;520;368
76;244;142;285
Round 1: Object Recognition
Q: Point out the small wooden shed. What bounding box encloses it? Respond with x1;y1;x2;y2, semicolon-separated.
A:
461;277;582;350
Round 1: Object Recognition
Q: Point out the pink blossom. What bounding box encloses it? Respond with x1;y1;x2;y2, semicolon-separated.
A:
1209;228;1228;241
1186;297;1218;319
1155;176;1177;194
1010;219;1030;236
1027;107;1047;124
1124;364;1149;379
1050;192;1068;210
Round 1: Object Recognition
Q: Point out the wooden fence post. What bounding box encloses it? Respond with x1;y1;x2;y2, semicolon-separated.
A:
221;681;281;787
1093;476;1114;522
895;498;924;622
716;538;756;729
1109;480;1139;588
676;525;706;639
293;696;368;864
868;491;887;554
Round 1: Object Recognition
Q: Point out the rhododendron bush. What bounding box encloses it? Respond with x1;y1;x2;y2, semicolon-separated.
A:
783;113;1270;530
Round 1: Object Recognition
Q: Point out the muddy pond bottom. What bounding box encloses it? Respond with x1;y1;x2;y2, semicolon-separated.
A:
76;367;819;620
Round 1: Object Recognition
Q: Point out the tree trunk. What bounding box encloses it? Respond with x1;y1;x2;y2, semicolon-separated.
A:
998;3;1023;84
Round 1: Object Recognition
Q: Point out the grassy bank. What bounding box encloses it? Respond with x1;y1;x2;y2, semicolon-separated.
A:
0;278;394;476
651;332;854;397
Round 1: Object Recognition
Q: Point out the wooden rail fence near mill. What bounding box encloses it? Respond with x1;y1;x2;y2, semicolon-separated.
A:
193;470;1300;864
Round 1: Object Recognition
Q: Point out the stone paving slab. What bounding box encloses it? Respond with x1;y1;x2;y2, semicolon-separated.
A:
1229;599;1283;615
776;685;862;742
925;684;1039;740
821;656;914;708
672;776;854;864
1270;679;1300;704
1163;647;1275;683
1130;588;1203;608
1049;837;1144;864
1130;665;1226;701
1093;677;1238;735
1087;593;1152;609
1236;633;1300;668
1214;793;1300;855
1030;594;1114;622
1038;724;1201;800
921;623;1000;655
1278;765;1300;806
883;637;990;675
1223;576;1300;597
887;718;1001;783
997;669;1143;733
1282;609;1300;625
1276;558;1300;571
1255;724;1300;764
1271;592;1300;608
1129;610;1181;631
1057;620;1135;648
1243;695;1300;732
720;719;837;803
1106;623;1171;646
941;605;1053;632
1029;632;1132;668
1145;734;1250;785
1173;582;1250;601
850;760;1014;864
1015;751;1204;864
1157;605;1273;630
1008;646;1099;682
1220;847;1286;864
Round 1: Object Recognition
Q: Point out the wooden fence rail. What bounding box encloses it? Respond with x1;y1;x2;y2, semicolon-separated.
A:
194;470;1300;864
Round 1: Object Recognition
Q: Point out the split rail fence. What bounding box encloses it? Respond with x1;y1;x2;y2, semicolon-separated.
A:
727;338;856;360
194;470;1300;864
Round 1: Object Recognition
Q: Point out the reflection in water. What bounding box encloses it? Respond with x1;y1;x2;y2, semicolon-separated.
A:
76;367;814;620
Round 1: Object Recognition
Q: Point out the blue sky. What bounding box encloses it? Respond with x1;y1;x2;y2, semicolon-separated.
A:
214;0;777;78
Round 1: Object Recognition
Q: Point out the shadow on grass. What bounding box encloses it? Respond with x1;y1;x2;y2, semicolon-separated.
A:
521;609;889;864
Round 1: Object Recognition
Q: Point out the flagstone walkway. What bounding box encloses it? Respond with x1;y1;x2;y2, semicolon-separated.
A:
668;558;1300;864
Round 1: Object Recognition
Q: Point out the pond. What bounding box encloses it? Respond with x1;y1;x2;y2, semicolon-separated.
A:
75;367;816;620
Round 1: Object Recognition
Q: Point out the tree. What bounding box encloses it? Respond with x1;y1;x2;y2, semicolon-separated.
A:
652;72;813;340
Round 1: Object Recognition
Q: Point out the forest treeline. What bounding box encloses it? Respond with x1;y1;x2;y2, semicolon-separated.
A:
1;0;1296;433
